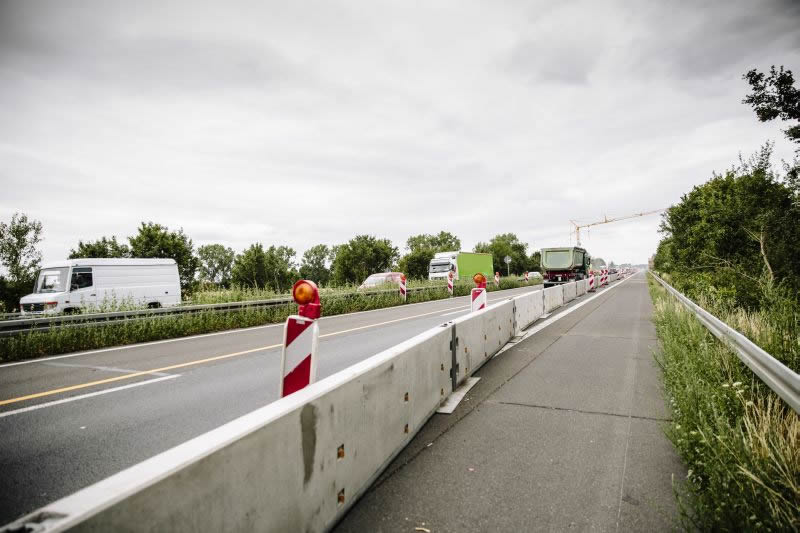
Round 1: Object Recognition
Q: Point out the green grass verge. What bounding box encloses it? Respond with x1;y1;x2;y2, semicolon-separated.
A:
648;274;799;531
0;278;539;362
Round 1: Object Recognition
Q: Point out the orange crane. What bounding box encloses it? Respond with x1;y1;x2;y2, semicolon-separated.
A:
570;208;665;246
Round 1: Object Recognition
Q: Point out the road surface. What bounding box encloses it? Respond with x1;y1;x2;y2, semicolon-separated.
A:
0;285;540;524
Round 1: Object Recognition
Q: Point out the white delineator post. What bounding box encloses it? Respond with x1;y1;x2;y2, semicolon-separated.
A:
494;272;500;286
447;270;454;297
399;274;407;302
280;280;321;398
471;273;488;313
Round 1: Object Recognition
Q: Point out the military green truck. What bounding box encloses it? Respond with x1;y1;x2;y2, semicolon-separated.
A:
541;247;592;287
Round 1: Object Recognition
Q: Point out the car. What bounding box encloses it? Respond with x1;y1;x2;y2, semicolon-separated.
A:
358;272;404;290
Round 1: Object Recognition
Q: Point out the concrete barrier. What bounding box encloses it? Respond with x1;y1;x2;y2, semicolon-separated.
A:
4;327;453;533
543;285;564;313
576;279;587;297
562;281;577;302
4;287;558;533
513;290;544;335
452;299;514;380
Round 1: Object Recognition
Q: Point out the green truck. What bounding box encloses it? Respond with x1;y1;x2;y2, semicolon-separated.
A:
541;246;592;287
428;251;494;282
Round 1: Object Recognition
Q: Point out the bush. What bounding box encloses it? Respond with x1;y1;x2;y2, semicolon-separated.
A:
649;274;799;530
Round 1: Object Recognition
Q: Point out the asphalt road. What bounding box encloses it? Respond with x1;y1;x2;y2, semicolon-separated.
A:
0;284;540;525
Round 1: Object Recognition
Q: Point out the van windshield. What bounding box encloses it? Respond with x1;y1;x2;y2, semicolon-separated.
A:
429;261;452;273
543;251;572;269
35;268;69;293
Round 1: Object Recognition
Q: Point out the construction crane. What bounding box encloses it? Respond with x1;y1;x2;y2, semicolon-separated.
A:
570;208;665;246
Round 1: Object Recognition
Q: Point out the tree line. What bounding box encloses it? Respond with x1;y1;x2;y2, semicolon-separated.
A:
0;218;543;311
654;65;800;309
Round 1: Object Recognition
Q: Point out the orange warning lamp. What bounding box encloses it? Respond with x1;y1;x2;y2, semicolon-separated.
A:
293;279;321;318
473;273;487;288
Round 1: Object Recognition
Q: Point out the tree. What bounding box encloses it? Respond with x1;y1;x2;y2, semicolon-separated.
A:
128;222;199;291
231;243;268;288
743;66;800;147
264;245;296;292
406;231;461;254
529;250;541;273
299;244;332;286
397;249;435;279
0;212;43;284
656;145;800;307
197;244;235;286
473;233;530;275
69;236;130;259
331;235;399;285
0;213;43;311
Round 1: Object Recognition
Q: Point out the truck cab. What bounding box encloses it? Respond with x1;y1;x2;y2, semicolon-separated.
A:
541;247;591;287
428;252;458;280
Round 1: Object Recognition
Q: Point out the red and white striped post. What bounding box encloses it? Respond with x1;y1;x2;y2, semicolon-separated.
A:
280;280;321;398
447;270;454;297
494;272;500;286
399;274;407;302
524;271;529;282
471;273;487;313
587;270;596;292
602;268;608;286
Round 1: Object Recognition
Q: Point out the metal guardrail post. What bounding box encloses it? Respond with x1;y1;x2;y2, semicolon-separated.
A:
651;273;800;413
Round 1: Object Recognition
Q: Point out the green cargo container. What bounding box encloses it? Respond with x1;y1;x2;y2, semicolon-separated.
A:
428;252;494;282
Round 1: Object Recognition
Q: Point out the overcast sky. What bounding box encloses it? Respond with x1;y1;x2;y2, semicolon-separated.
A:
1;0;798;267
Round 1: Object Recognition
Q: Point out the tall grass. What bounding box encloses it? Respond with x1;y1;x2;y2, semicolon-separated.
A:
0;277;540;362
649;275;799;530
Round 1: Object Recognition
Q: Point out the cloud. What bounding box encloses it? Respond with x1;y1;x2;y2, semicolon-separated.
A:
0;0;799;267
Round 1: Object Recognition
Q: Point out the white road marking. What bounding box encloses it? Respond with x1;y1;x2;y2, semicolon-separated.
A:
0;375;181;419
440;308;468;317
42;361;173;377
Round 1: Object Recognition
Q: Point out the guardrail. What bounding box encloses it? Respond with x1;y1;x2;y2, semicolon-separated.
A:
0;284;506;338
2;275;624;532
651;273;800;413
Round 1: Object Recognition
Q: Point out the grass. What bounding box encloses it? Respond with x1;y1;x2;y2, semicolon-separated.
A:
648;274;799;531
0;277;540;362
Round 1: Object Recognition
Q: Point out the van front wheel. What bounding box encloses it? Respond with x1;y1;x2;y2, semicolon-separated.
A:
147;302;161;309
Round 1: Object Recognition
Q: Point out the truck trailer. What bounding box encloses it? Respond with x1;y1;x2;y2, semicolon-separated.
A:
428;251;493;282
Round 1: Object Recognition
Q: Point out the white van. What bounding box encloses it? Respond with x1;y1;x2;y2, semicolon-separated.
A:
19;258;181;315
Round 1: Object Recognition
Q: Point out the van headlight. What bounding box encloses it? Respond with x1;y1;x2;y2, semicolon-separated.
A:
44;302;58;310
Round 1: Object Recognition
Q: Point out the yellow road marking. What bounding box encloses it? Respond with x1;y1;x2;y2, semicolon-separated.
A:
0;345;280;407
0;290;522;408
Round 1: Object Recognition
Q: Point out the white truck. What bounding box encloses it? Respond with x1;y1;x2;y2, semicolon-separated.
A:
427;251;494;281
19;258;181;315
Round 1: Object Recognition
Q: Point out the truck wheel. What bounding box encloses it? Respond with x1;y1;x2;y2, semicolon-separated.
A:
147;302;161;309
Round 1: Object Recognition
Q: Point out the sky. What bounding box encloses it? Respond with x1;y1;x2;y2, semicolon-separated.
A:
1;0;798;267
